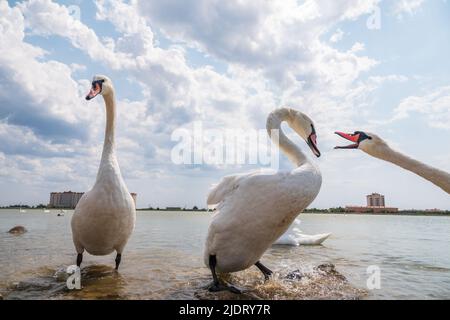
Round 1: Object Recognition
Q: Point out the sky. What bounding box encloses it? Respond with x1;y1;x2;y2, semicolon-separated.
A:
0;0;449;210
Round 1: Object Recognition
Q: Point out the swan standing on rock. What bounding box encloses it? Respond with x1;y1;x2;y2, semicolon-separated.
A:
335;131;450;194
204;108;322;293
71;75;136;270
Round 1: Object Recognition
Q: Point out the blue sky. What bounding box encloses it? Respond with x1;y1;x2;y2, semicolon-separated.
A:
0;0;449;209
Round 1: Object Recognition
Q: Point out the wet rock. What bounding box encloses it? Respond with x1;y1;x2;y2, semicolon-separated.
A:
8;226;27;234
285;269;303;280
315;263;346;281
6;272;69;300
53;267;70;282
285;264;346;282
316;263;335;273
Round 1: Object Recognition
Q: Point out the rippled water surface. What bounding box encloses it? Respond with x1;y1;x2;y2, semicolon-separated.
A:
0;210;449;299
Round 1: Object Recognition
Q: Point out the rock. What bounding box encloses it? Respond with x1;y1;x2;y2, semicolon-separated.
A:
315;263;347;281
0;293;3;300
285;264;347;282
8;226;27;234
53;267;70;282
316;263;335;273
285;269;304;280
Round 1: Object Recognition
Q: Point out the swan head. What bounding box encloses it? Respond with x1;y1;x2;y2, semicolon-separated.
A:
289;110;321;157
334;131;388;157
85;75;114;100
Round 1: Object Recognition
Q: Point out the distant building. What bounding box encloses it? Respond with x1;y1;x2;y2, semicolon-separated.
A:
346;192;398;213
49;191;137;209
49;191;84;209
366;193;385;207
166;207;182;211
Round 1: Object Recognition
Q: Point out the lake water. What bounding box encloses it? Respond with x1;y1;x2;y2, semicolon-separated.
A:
0;210;449;300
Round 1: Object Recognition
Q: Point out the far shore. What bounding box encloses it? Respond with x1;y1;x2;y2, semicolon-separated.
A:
1;207;449;217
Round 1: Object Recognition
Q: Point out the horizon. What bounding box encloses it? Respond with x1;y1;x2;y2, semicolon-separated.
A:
1;0;449;210
2;190;448;212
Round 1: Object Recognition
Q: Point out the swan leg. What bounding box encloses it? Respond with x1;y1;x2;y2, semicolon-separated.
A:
207;255;241;294
255;261;273;281
76;253;83;267
115;253;122;270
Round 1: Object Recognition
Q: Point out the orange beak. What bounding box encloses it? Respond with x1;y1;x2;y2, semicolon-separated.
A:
334;131;360;149
86;82;101;100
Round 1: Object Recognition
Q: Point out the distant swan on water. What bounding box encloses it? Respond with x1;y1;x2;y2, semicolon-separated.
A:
335;131;450;194
204;108;322;293
71;75;136;270
273;219;331;246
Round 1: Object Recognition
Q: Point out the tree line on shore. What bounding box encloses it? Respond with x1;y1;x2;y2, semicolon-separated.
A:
1;205;448;215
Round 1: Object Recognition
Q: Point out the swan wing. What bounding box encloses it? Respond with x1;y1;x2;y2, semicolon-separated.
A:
296;233;331;245
273;232;331;246
207;175;242;206
207;169;275;206
204;167;321;271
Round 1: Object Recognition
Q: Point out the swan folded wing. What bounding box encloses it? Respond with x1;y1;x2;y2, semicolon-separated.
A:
206;174;245;206
207;169;278;206
205;171;312;269
296;233;331;245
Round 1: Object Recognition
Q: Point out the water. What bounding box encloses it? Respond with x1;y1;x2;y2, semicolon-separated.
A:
0;210;449;299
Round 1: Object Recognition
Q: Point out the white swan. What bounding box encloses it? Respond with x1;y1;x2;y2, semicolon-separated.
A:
204;108;322;293
71;75;136;269
273;219;331;246
335;131;450;194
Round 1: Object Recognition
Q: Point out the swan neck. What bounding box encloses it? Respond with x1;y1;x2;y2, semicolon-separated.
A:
100;91;116;163
374;146;450;194
267;109;307;167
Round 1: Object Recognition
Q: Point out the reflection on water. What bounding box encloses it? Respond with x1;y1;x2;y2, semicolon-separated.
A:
0;210;449;299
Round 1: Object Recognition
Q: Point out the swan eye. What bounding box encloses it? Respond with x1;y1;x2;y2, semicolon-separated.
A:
92;79;105;88
358;132;372;142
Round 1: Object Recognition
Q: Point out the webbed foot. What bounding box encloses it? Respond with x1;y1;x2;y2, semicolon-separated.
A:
208;282;242;294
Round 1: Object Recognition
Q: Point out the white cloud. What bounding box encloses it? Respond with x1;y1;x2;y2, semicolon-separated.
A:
16;0;383;136
392;86;450;130
0;1;95;139
135;0;379;88
330;28;344;43
368;75;409;85
17;0;135;69
0;1;117;189
6;0;384;179
2;0;447;209
0;0;274;191
393;0;426;17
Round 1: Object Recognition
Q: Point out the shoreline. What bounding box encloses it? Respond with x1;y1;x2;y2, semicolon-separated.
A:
303;211;450;217
1;208;449;217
